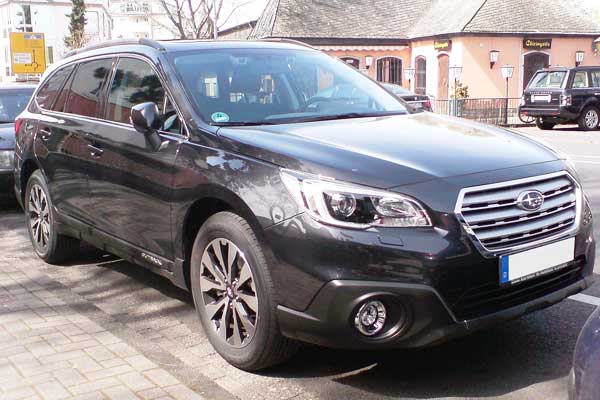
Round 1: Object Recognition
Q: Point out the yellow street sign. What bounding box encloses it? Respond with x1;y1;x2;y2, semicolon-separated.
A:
9;32;46;74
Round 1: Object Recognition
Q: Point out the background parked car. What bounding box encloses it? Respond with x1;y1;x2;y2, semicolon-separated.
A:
382;83;432;111
570;306;600;400
519;66;600;131
0;84;36;203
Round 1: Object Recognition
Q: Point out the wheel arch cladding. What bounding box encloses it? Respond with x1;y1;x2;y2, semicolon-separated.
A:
20;158;39;204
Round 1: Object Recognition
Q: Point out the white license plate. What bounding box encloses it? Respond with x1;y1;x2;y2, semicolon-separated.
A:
532;94;551;103
410;102;423;109
499;238;575;285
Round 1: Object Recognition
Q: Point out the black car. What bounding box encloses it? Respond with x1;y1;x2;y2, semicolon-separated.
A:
570;306;600;400
519;66;600;131
14;39;595;371
0;84;35;202
382;83;432;111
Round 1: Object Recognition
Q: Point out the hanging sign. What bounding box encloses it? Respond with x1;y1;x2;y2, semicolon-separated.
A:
523;38;552;50
434;39;452;51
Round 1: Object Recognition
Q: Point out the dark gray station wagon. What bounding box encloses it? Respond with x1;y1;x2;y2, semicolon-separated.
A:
14;39;596;371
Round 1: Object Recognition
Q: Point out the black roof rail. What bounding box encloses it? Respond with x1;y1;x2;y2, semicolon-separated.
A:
258;38;315;50
64;38;164;58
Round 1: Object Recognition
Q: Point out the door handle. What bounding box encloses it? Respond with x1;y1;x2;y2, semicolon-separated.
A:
39;129;52;141
87;144;104;157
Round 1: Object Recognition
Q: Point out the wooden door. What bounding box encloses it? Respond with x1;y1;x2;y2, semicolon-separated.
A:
438;54;449;99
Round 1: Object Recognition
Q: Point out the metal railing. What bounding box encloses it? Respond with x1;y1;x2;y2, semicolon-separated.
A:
432;98;525;126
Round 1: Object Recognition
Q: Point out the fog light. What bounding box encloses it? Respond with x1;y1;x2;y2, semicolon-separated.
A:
354;300;386;336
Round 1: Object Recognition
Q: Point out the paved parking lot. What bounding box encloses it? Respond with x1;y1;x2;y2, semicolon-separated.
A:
1;125;599;400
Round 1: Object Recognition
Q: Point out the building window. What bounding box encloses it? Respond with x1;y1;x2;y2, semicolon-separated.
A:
415;57;427;95
339;57;360;69
15;4;33;32
376;57;402;85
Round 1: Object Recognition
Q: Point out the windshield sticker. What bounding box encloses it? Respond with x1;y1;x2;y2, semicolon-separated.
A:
211;112;230;123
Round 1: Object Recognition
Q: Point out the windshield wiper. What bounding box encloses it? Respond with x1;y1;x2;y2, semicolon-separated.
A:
211;121;279;127
282;111;407;124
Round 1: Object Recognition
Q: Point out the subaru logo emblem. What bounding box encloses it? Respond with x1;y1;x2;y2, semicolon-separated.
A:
516;190;544;212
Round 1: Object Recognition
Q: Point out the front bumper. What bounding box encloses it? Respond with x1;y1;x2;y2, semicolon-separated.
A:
266;163;595;349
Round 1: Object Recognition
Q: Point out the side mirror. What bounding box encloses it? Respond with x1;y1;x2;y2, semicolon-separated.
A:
131;102;163;151
131;102;161;134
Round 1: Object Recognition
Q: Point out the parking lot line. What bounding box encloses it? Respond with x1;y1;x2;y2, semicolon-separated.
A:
569;293;600;307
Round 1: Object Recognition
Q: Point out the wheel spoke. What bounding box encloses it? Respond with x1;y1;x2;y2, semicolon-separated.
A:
235;262;252;290
211;241;227;278
238;293;258;313
199;275;225;292
227;243;238;283
205;296;227;320
201;252;226;285
235;302;256;338
218;299;231;340
231;306;243;346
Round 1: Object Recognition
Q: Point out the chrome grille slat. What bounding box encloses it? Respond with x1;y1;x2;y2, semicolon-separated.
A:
461;177;572;207
475;209;576;241
456;172;580;253
466;193;576;225
469;201;575;229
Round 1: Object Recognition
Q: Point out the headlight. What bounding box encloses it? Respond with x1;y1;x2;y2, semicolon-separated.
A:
0;150;14;170
280;169;431;229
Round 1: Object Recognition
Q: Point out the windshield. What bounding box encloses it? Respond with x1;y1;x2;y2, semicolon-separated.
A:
169;48;407;126
528;71;567;89
0;89;33;123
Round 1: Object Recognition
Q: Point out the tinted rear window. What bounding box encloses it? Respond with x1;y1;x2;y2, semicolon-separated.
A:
63;59;112;118
35;65;74;109
0;89;34;123
528;71;566;89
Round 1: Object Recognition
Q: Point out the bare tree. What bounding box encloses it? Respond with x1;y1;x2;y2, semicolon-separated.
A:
157;0;252;39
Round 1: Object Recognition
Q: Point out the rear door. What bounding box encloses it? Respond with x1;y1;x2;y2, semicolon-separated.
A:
570;70;592;112
85;56;182;259
589;70;600;103
34;59;112;224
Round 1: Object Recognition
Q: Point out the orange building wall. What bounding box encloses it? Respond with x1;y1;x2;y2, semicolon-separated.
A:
325;48;412;89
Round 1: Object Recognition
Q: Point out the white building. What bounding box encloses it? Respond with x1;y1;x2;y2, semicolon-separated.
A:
111;0;176;40
0;0;112;82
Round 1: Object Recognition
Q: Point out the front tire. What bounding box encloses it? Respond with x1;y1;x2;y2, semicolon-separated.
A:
25;170;80;263
190;212;298;371
578;106;600;131
536;117;555;130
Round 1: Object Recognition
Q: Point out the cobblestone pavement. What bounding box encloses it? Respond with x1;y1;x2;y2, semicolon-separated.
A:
1;126;599;400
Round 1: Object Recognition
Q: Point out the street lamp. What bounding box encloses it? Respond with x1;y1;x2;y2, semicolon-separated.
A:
489;50;499;69
501;65;514;125
404;67;415;90
575;51;585;67
449;66;463;116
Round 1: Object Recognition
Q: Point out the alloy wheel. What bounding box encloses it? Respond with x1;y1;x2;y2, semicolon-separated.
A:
28;184;50;250
199;238;258;348
585;109;599;129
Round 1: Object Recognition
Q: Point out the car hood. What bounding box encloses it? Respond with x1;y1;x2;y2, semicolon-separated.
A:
216;112;560;189
0;123;15;150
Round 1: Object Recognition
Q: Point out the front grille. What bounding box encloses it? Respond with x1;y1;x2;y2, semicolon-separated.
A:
457;172;579;252
451;258;584;320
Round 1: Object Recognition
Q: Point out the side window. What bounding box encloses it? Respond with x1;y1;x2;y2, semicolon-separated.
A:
63;59;112;118
107;58;165;124
591;71;600;88
572;71;590;89
35;65;74;109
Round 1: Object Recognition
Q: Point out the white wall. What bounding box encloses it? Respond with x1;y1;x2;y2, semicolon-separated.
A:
110;0;176;40
0;0;112;81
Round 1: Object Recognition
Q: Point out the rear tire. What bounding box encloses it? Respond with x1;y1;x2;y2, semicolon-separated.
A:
536;118;555;130
578;106;600;131
25;170;80;264
190;211;298;371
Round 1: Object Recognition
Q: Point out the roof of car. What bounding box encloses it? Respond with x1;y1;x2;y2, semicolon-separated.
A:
540;66;600;72
0;83;37;91
64;38;315;59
